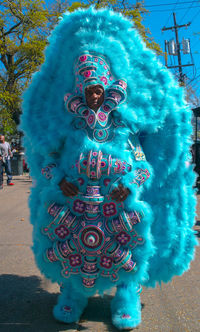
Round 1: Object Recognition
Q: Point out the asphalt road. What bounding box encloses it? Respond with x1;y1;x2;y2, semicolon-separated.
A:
0;175;199;332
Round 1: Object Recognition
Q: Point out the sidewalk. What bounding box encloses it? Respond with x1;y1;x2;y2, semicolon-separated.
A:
0;175;200;332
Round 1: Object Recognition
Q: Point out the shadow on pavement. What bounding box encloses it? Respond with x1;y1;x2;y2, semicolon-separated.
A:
0;274;82;332
81;295;118;331
81;295;144;331
0;274;145;331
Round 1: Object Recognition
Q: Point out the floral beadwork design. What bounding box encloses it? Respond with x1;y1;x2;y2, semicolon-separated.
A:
116;231;131;245
100;256;113;269
103;202;117;217
69;254;82;267
55;225;69;239
73;200;86;214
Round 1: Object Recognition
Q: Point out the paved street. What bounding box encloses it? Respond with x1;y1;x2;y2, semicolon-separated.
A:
0;175;200;332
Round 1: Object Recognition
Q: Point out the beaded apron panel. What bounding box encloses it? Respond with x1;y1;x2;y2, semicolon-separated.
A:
42;151;149;289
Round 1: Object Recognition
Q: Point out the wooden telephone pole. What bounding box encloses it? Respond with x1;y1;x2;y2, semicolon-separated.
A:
162;12;193;83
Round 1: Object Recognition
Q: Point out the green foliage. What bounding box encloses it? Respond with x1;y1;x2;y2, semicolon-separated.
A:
47;0;69;29
0;108;16;136
68;2;86;12
0;87;17;135
0;0;51;135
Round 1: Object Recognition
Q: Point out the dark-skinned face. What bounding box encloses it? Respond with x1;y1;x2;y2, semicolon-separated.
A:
85;85;104;111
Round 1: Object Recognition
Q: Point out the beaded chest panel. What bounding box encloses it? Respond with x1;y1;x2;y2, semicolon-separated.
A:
42;151;149;288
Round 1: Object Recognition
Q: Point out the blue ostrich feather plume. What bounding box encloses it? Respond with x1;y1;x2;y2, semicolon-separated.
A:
20;6;197;294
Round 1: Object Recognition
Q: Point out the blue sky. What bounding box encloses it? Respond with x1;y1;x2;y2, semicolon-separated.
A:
45;0;200;100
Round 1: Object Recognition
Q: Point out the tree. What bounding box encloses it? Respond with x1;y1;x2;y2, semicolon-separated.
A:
0;0;50;135
46;0;69;30
186;84;200;107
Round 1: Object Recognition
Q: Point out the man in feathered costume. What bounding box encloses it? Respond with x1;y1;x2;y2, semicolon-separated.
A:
21;7;197;330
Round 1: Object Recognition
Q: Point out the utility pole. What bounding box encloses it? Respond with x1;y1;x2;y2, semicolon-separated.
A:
162;12;194;84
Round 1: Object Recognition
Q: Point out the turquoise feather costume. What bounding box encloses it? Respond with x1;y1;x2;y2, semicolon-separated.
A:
21;7;197;329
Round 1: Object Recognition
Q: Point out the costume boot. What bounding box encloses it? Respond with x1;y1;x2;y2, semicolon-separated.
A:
111;282;142;330
53;283;88;323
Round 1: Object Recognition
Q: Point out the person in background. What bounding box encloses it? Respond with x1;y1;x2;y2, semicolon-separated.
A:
0;143;5;189
0;135;14;186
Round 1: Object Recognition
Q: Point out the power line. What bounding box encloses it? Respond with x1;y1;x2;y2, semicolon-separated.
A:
127;2;200;13
188;73;200;84
191;9;200;59
190;81;200;89
187;7;200;70
179;0;196;23
149;5;200;13
190;73;198;84
192;41;200;57
189;7;200;23
163;0;181;28
145;1;200;8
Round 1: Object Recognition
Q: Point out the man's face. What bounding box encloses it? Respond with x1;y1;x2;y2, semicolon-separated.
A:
0;136;4;143
85;85;104;111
